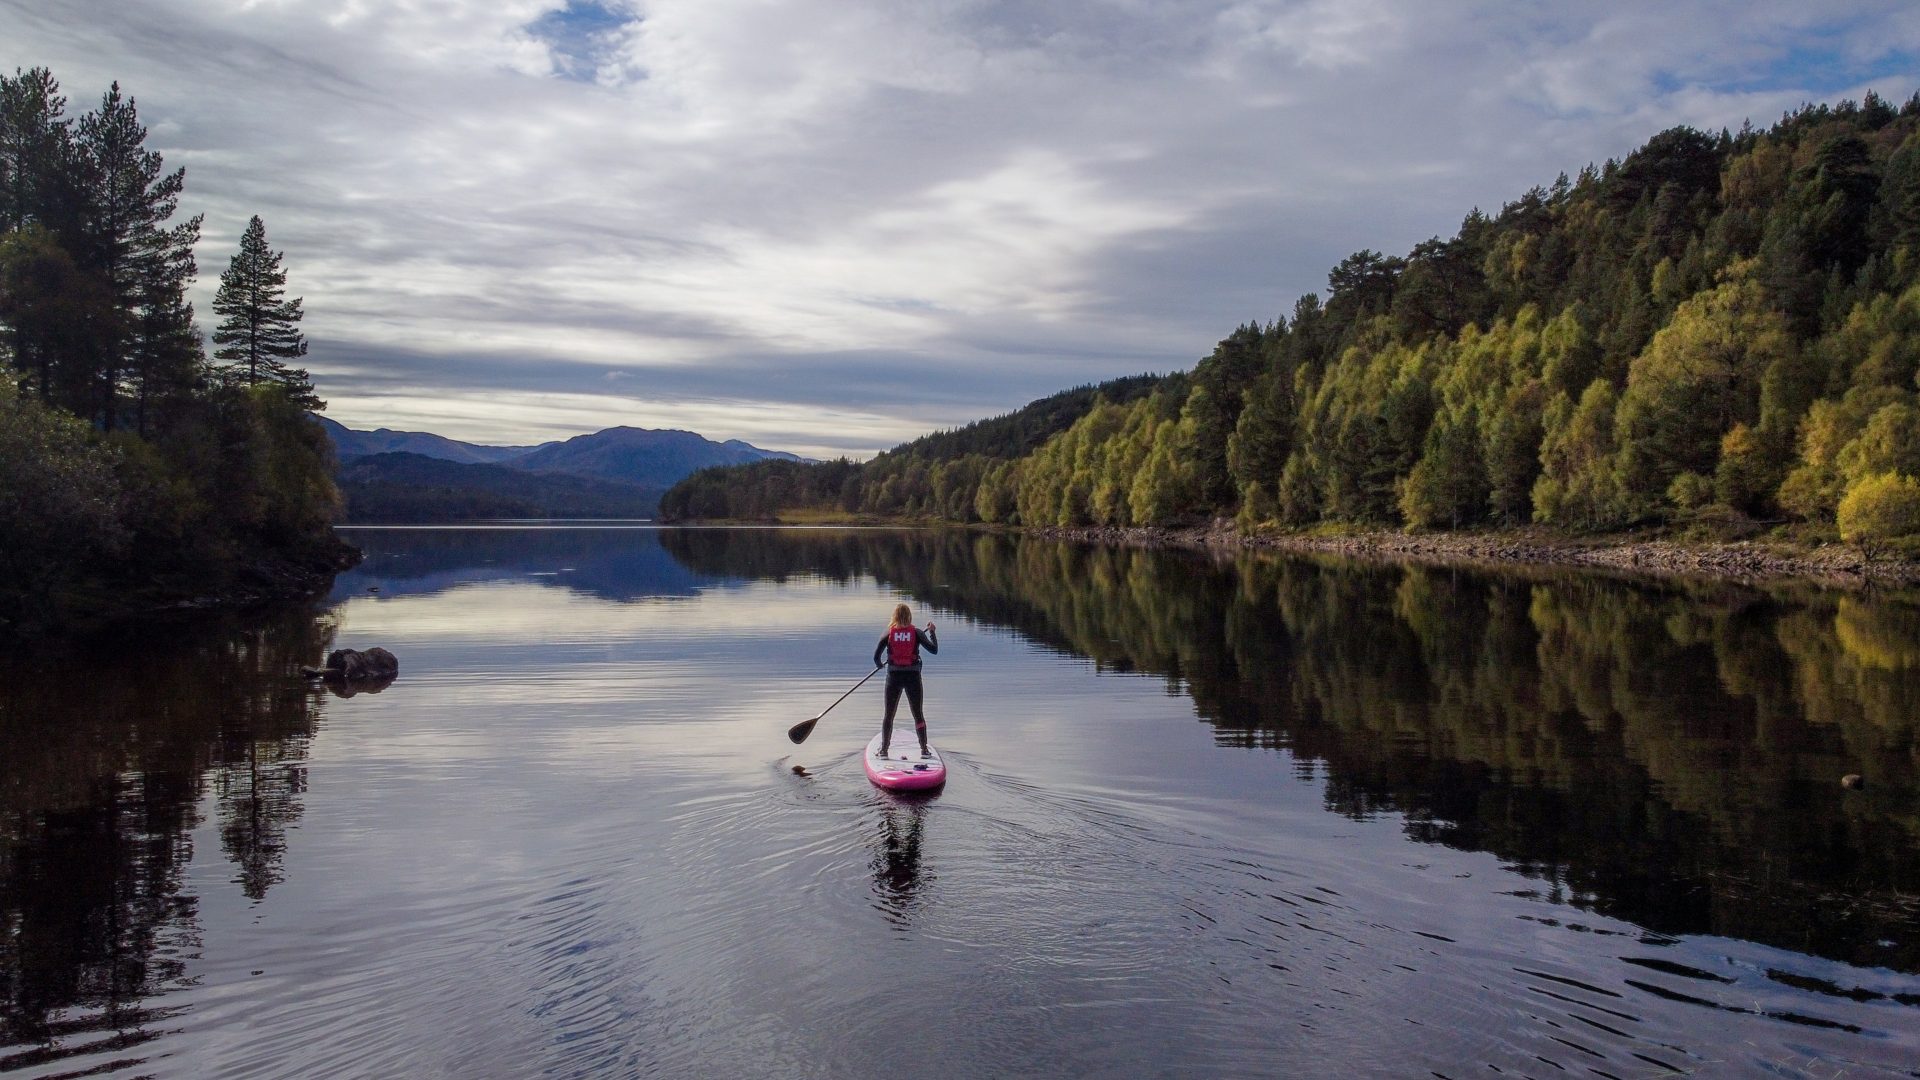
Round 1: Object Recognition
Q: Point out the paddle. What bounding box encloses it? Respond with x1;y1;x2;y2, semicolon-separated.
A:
788;664;884;745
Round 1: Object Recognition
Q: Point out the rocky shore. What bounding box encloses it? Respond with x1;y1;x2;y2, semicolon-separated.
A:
152;536;366;615
1027;522;1920;588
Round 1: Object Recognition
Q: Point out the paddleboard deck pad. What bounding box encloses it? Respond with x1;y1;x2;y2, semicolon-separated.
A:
863;732;946;791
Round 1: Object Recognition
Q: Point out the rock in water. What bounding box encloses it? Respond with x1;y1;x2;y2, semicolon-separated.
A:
322;647;399;681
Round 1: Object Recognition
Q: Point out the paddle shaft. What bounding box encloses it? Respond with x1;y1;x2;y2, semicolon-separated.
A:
788;664;883;744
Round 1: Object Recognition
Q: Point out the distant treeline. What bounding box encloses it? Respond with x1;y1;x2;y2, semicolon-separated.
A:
0;68;343;630
664;93;1920;547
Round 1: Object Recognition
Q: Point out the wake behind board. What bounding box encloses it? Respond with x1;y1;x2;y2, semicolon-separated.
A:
863;732;946;791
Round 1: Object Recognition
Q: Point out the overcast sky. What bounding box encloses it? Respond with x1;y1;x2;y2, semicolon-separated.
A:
3;1;1917;456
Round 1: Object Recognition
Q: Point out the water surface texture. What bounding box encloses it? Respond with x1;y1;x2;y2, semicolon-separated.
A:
3;526;1918;1078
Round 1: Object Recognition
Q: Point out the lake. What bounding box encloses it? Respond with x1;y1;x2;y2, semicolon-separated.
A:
2;526;1917;1078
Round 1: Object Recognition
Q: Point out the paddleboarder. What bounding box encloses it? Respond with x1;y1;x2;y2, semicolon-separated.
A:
873;603;938;759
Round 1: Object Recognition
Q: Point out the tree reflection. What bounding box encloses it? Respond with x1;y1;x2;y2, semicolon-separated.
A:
0;606;336;1064
663;527;1920;971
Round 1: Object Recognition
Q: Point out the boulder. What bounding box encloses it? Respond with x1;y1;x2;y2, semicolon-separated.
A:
309;646;399;682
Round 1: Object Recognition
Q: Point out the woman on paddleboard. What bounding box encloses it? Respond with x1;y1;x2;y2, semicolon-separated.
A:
873;603;938;759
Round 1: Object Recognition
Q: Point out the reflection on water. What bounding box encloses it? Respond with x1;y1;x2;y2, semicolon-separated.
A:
329;523;735;604
0;525;1915;1077
667;527;1920;973
870;793;934;929
0;609;336;1069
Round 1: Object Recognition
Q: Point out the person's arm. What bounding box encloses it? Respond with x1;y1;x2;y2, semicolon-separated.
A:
919;623;938;655
873;634;888;668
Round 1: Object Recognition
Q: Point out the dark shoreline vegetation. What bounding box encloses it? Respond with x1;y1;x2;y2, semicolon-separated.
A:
662;94;1920;574
0;68;350;635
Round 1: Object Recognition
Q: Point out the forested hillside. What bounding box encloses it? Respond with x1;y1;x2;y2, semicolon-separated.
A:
659;373;1160;520
664;93;1920;547
0;68;346;630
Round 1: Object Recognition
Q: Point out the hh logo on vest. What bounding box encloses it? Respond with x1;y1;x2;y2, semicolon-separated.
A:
888;627;918;666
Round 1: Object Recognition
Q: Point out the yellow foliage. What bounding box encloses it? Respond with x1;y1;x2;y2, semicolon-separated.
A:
1837;471;1920;545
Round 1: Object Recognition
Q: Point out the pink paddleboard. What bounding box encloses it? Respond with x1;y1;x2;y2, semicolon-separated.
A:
863;732;946;791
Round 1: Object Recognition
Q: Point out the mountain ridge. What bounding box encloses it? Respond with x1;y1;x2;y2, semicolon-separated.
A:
318;417;808;521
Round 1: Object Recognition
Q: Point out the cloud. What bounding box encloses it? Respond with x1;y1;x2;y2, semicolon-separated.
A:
3;0;1917;454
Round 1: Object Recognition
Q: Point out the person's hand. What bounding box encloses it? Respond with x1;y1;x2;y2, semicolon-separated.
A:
926;620;936;632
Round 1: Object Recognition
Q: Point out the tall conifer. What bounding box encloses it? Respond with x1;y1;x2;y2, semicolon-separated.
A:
0;67;71;235
73;82;203;432
212;215;319;409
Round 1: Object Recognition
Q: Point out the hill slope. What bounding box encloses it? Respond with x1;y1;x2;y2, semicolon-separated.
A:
877;374;1163;463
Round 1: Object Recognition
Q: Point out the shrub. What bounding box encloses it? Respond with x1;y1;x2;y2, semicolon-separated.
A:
1667;471;1715;511
1837;472;1920;552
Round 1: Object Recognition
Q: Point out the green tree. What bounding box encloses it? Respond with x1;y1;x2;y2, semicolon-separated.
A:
1226;367;1294;491
1129;415;1194;525
1613;270;1791;515
72;82;204;433
213;215;317;407
1401;402;1487;529
1713;422;1770;513
974;460;1018;523
1763;134;1880;328
1185;324;1269;507
1534;380;1623;530
1881;135;1920;258
0;67;73;235
1484;378;1546;522
0;225;116;406
0;366;125;623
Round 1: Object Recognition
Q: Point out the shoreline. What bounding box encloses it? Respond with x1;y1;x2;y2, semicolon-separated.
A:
0;537;364;642
552;513;1920;588
1026;522;1920;588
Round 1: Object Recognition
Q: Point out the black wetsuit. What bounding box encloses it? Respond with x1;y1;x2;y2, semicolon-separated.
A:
873;626;938;755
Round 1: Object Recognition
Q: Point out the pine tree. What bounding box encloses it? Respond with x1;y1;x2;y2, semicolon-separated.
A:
72;82;204;432
212;215;320;409
0;67;72;235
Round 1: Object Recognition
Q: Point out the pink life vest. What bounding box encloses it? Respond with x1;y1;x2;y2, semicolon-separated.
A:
887;626;919;667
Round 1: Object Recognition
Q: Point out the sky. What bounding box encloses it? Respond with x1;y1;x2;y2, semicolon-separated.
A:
3;1;1917;458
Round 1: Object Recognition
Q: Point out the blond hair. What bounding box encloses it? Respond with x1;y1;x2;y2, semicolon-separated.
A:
891;603;913;627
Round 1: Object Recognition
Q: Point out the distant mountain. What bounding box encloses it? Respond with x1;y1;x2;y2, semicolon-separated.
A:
511;427;805;487
317;415;549;464
318;419;808;522
336;452;660;522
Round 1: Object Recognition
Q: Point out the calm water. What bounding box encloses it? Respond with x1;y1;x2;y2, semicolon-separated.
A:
3;526;1918;1078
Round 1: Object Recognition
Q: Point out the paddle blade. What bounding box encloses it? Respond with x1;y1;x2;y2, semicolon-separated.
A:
787;716;820;744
